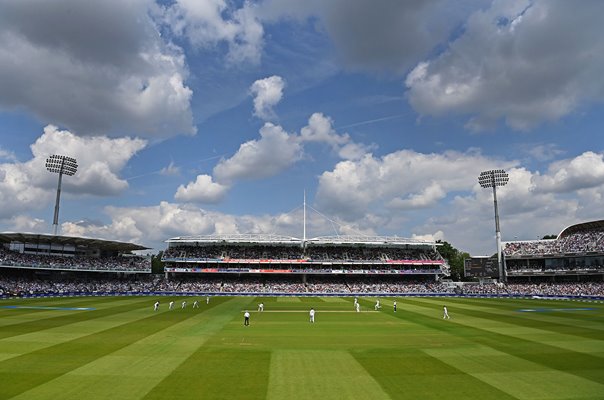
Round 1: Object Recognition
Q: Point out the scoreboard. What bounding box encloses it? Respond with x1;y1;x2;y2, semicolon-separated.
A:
464;257;499;278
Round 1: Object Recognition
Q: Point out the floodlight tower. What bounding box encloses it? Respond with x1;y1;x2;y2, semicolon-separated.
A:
478;169;509;282
45;155;78;235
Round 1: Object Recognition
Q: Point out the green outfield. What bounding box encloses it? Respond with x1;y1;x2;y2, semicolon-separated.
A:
0;295;603;400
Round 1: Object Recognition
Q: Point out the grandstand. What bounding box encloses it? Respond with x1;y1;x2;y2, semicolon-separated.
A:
0;232;151;274
503;220;604;280
162;234;449;281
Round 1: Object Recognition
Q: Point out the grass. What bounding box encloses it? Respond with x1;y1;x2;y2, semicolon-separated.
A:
0;295;603;399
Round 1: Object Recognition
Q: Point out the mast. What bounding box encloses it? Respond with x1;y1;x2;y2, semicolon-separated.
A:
303;190;307;244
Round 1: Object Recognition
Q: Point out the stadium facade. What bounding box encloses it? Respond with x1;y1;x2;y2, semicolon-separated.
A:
0;232;151;274
162;233;450;280
501;220;604;281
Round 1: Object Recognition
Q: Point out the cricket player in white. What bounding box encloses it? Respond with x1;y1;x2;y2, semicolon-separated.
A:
443;305;450;319
354;297;358;306
258;303;264;312
375;299;381;310
309;308;315;323
393;300;397;312
169;301;174;310
244;310;250;326
154;301;160;311
206;296;210;304
193;300;199;308
355;302;360;312
181;301;187;309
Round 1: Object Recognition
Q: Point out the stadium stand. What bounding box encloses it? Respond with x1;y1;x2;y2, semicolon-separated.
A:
0;232;151;273
161;234;448;277
502;220;604;279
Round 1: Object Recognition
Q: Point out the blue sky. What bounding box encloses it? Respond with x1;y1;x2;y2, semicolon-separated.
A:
0;0;603;255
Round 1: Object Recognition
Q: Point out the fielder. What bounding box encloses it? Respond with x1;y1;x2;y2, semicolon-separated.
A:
169;301;174;310
153;301;160;311
443;305;450;319
309;308;315;323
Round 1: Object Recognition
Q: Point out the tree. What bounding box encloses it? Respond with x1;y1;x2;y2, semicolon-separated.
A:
436;240;470;281
151;251;164;274
541;234;557;239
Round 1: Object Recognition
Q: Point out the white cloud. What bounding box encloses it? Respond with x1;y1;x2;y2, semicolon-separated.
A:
412;230;445;243
59;201;303;249
300;113;348;147
0;0;195;138
57;201;377;250
163;0;264;65
213;122;302;182
316;149;516;219
160;161;180;176
531;151;604;194
300;113;375;160
525;143;565;162
0;147;17;162
175;174;229;203
405;0;604;131
0;125;146;219
250;75;285;120
388;181;446;210
5;215;48;233
200;112;373;199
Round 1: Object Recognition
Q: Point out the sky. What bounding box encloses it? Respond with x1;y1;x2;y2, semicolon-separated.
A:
0;0;603;256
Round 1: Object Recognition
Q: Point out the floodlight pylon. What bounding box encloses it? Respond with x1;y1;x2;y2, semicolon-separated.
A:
45;155;78;235
478;169;509;282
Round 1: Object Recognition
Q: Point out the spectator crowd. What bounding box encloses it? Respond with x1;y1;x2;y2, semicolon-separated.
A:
0;248;150;272
2;275;603;297
504;229;604;256
162;244;442;262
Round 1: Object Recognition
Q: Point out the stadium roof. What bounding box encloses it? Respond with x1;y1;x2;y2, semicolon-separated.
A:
558;220;604;239
166;234;301;245
0;232;149;252
166;234;435;246
306;235;435;245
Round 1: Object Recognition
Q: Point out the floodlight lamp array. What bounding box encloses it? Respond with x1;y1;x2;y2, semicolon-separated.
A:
478;169;508;188
45;155;78;176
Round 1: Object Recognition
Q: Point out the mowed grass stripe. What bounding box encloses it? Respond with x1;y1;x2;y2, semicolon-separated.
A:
397;298;604;385
411;297;604;358
0;297;155;340
352;348;516;400
455;296;604;328
429;297;604;337
142;297;272;400
0;298;182;362
145;350;271;400
0;296;112;325
276;296;302;302
425;345;604;400
9;297;246;400
0;297;228;399
441;297;604;333
267;350;391;400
